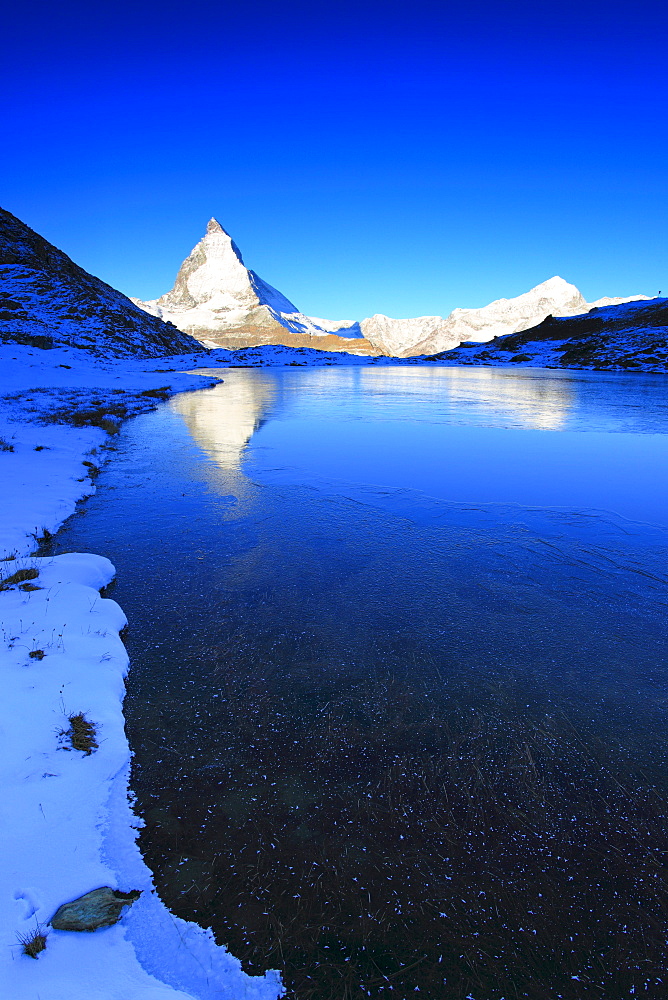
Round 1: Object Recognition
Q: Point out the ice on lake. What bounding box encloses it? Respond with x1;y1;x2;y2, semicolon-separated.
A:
53;366;668;999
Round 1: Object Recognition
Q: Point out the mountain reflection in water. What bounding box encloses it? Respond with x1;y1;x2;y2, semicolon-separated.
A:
171;372;276;470
356;365;573;430
172;366;668;526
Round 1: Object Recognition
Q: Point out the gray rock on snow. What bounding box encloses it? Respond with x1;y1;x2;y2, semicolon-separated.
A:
50;886;141;931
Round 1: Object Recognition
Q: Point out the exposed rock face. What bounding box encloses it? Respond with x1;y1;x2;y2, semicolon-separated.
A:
50;887;141;931
360;313;467;358
0;207;204;357
133;220;378;355
441;297;668;371
361;277;650;358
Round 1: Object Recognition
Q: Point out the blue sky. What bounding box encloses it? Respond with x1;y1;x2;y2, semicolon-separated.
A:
2;0;667;319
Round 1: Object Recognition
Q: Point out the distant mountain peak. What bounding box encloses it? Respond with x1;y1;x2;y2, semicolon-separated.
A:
539;276;574;288
132;219;375;354
206;217;226;235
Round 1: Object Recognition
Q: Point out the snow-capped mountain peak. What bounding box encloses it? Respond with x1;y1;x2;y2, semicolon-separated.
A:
132;221;375;353
360;276;647;357
154;217;254;313
206;216;226;235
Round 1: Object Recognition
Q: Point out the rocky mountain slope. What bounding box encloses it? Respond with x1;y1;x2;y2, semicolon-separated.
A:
360;277;649;357
0;207;204;358
439;297;668;372
132;220;377;355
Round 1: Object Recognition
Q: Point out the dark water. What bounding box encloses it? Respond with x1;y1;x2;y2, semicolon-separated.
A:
52;367;668;999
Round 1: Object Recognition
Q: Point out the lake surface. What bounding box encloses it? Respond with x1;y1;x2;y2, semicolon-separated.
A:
52;366;668;999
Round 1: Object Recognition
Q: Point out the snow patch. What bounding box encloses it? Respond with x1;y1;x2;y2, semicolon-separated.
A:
0;348;283;999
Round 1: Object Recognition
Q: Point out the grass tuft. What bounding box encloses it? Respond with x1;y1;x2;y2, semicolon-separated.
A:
64;712;99;755
0;437;15;452
140;386;171;399
18;928;47;959
0;567;39;591
44;402;128;434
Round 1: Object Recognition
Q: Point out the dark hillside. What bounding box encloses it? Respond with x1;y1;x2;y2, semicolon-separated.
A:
0;207;205;357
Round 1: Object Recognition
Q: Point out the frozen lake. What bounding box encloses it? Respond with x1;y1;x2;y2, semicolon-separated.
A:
52;366;668;999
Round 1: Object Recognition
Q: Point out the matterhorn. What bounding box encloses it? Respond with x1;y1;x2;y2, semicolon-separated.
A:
132;219;375;354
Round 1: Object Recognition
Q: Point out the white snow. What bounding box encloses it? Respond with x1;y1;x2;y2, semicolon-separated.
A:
587;293;650;309
360;278;652;357
0;343;283;999
133;220;366;343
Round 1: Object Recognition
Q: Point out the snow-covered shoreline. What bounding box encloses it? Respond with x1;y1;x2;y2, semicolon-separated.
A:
3;327;662;998
1;344;283;999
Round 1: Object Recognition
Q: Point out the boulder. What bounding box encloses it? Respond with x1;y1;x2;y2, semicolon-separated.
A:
50;887;141;931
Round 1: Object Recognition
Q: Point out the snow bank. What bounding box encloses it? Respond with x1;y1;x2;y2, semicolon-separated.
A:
0;347;283;999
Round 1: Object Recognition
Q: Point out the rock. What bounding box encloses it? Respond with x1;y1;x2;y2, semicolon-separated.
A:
50;887;141;931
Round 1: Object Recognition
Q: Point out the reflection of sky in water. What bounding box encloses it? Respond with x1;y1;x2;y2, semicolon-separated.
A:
177;366;668;527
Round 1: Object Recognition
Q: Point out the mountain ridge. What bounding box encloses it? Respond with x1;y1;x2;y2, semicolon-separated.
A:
132;220;649;358
0;207;204;357
438;297;668;372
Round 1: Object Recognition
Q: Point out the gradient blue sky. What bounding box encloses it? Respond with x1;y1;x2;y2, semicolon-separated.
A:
2;0;667;319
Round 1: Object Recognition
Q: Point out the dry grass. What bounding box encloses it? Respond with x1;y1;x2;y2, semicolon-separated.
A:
140;386;171;399
0;436;15;452
63;712;99;755
18;928;47;959
0;567;38;591
45;401;128;434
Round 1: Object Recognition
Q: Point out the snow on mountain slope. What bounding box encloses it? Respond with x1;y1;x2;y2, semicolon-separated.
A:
133;220;376;354
440;297;668;372
360;278;650;358
587;294;651;309
0;207;204;358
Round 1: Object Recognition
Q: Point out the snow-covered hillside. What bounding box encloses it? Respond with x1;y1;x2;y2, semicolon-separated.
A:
0;208;204;358
360;277;650;357
133;220;375;355
440;297;668;372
